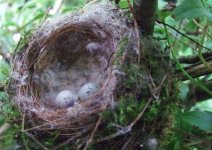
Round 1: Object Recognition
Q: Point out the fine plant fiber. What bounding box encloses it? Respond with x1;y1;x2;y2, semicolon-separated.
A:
10;1;138;148
9;1;176;149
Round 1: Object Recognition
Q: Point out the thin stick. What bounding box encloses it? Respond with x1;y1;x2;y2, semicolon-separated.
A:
52;129;89;150
95;97;152;143
127;0;144;62
95;73;168;143
49;0;63;15
156;20;211;51
121;136;133;150
176;60;212;80
193;19;212;39
130;97;152;127
24;131;48;150
84;116;102;150
0;123;9;135
22;114;25;131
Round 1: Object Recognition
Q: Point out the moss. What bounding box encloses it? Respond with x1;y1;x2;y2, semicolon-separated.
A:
114;36;129;65
96;37;180;149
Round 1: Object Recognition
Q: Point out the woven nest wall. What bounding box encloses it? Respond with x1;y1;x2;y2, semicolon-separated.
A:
10;1;176;150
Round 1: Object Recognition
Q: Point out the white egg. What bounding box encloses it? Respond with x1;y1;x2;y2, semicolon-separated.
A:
55;90;78;108
78;82;100;101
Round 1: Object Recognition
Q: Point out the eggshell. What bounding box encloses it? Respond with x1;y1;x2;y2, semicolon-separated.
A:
55;90;78;107
78;82;100;101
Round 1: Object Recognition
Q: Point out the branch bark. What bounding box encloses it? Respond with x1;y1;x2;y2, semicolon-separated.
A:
175;60;212;81
133;0;158;36
179;51;212;64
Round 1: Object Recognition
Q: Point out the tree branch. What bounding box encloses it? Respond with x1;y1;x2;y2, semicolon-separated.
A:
175;60;212;81
178;51;212;64
133;0;158;36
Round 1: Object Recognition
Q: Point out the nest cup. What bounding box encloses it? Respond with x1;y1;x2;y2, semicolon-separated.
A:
11;1;137;145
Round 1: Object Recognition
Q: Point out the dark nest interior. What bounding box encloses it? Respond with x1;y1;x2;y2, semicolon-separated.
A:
9;2;178;150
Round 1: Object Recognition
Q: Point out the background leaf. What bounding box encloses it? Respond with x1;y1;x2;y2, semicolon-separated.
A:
173;0;212;21
178;111;212;131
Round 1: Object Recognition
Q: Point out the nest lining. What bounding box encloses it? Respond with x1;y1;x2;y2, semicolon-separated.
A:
35;26;113;108
11;2;137;132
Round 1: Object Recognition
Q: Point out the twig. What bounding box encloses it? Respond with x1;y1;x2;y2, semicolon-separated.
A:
121;136;133;150
175;60;212;80
22;114;25;131
95;73;168;143
52;137;76;150
52;131;88;150
21;114;47;149
84;116;102;150
49;0;63;15
0;123;10;135
155;74;168;95
169;32;197;50
172;20;183;47
24;131;48;150
95;123;132;143
23;115;68;132
83;0;98;10
41;7;52;24
192;19;212;39
95;97;152;144
127;0;144;61
132;74;168;126
178;51;212;64
147;70;168;100
197;25;212;72
130;97;152;128
156;20;211;51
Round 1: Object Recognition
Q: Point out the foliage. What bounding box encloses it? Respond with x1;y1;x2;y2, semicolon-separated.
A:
157;0;212;149
178;111;212;131
173;0;212;22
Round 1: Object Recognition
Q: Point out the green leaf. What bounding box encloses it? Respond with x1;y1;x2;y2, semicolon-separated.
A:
179;83;189;100
192;99;212;112
179;111;212;131
205;41;212;49
173;0;212;21
0;60;10;85
17;12;47;31
118;0;133;9
118;0;128;8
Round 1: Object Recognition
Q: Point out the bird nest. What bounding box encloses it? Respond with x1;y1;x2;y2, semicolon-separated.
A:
10;1;176;150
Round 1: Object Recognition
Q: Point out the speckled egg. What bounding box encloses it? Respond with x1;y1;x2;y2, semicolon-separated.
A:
78;82;100;101
55;90;78;107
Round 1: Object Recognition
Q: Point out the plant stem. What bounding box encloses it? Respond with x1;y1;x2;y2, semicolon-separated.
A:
160;16;212;96
198;24;212;72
